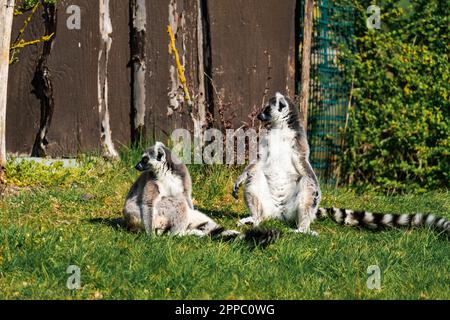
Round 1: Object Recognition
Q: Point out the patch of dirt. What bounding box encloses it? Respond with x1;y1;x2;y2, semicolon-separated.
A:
0;184;31;199
81;193;96;201
0;168;31;199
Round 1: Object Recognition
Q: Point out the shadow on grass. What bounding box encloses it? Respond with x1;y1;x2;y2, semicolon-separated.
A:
88;217;126;230
86;216;276;249
196;207;238;219
87;208;237;231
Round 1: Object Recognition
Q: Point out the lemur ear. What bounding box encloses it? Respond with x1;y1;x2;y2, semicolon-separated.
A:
275;92;288;111
278;99;287;111
156;147;165;161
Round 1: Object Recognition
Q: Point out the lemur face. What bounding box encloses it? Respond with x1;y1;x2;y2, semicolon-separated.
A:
135;142;166;172
257;92;290;124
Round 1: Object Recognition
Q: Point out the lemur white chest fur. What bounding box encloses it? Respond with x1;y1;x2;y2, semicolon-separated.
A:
156;171;184;197
260;128;299;207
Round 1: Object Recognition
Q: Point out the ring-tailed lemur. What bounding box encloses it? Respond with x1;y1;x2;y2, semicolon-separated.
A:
233;92;450;238
123;142;280;246
124;142;193;234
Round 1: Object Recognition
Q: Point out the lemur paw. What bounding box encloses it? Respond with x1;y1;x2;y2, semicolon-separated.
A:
237;217;257;227
290;228;319;236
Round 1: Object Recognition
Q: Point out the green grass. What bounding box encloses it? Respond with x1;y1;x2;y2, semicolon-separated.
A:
0;151;449;299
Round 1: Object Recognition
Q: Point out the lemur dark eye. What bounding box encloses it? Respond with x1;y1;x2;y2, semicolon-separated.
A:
278;100;286;111
156;151;164;161
142;156;149;163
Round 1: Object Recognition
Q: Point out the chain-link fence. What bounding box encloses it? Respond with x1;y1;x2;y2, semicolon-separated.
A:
297;0;355;184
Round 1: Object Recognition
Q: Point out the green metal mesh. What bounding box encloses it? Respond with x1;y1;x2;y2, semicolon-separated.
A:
297;0;355;184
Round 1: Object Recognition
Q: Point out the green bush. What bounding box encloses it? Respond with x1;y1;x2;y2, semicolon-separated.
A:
341;0;449;192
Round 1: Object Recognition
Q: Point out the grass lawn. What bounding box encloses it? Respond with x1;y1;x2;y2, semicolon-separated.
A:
0;151;449;299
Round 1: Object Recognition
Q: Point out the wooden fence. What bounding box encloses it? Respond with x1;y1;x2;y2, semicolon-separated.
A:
6;0;297;157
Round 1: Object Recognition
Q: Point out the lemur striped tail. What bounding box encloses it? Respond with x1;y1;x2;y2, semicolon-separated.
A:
209;226;281;247
317;207;450;237
239;228;282;247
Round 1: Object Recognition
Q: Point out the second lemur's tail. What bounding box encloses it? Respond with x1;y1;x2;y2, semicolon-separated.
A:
317;207;450;237
209;226;281;247
239;228;282;247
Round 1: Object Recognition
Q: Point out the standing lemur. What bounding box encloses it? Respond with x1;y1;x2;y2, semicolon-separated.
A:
233;92;450;237
123;142;280;246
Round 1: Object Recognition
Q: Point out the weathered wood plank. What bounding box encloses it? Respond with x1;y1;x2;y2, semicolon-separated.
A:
130;0;147;145
207;0;297;129
146;0;200;143
44;0;100;157
299;0;313;127
108;1;131;148
0;0;14;166
6;2;42;156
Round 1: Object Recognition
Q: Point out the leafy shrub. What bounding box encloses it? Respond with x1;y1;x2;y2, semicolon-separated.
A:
5;156;103;188
341;0;449;192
